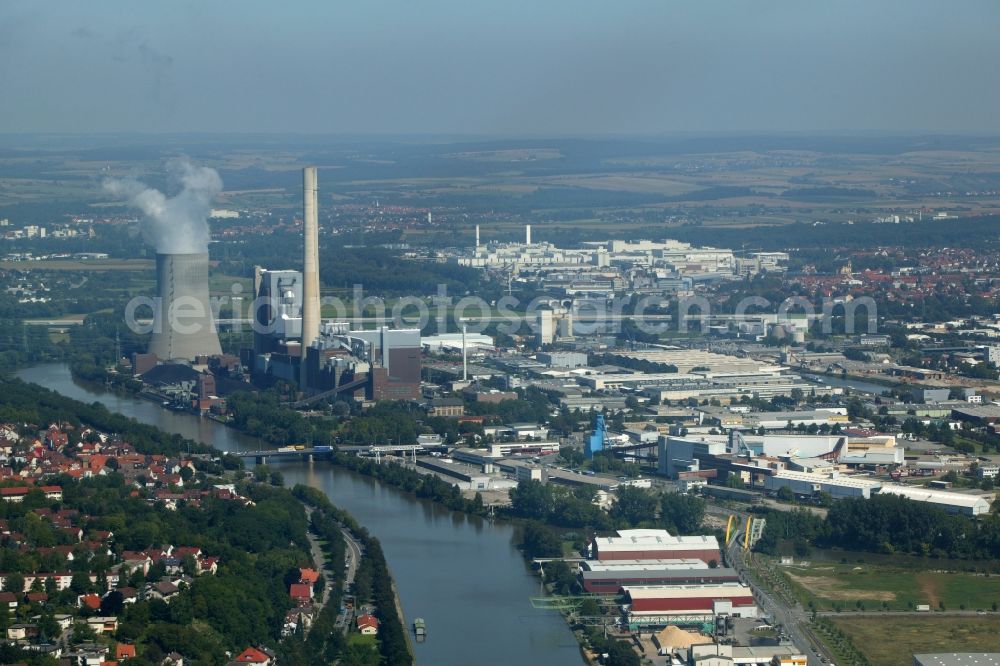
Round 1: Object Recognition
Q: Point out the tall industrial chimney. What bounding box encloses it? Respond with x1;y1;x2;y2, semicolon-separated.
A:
525;224;532;245
475;224;480;249
148;252;222;360
301;166;320;389
462;323;468;381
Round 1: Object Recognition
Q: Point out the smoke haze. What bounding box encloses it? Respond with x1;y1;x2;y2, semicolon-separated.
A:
104;159;221;255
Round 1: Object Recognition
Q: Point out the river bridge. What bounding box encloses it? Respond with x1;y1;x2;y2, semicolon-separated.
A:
234;442;438;464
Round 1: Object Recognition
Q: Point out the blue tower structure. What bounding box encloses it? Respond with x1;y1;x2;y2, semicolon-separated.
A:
586;413;609;459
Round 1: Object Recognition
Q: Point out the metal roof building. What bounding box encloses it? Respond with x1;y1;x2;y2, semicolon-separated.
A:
591;529;720;563
621;583;758;622
878;485;992;516
764;470;881;499
582;566;739;594
580;558;707;572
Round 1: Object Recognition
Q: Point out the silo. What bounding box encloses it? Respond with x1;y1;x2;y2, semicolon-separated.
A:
148;252;223;360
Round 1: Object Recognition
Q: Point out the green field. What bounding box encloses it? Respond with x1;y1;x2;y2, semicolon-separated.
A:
832;616;1000;666
780;560;1000;611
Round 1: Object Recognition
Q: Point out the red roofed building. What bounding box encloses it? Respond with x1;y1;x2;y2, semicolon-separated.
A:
0;486;62;503
79;593;101;610
88;455;109;475
289;583;312;602
200;556;219;575
233;647;273;665
356;614;379;635
116;644;136;660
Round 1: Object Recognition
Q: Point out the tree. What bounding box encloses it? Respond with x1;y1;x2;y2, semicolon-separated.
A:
544;560;577;595
520;522;562;559
510;480;553;520
606;640;641;666
579;598;600;616
726;474;746;489
70;571;93;594
609;486;657;527
100;590;124;616
660;492;706;534
777;486;795;502
38;612;61;641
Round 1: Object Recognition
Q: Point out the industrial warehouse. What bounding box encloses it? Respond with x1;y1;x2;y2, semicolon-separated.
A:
658;431;994;515
621;583;758;623
591;529;722;564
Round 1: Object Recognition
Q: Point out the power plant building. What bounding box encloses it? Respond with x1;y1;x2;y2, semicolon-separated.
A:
304;323;421;400
246;167;420;400
252;315;421;400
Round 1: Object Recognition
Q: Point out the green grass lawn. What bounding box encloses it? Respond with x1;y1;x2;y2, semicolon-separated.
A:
780;560;1000;611
347;633;379;648
832;616;1000;666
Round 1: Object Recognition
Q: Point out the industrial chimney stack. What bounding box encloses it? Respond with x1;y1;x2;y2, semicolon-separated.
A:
301;166;320;389
525;224;532;245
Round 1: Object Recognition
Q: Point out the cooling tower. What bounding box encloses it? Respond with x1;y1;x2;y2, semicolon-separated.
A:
148;252;223;360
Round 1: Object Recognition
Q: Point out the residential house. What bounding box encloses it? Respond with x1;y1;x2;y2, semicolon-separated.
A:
356;614;379;635
231;646;274;665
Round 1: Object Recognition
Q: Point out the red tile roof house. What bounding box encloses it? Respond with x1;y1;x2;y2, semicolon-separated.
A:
288;583;312;602
232;646;274;665
0;486;62;503
115;644;136;660
79;593;102;610
199;557;219;575
356;614;379;635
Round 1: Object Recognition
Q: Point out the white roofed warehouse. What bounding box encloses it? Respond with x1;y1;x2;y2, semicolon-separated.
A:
878;485;992;516
590;529;721;564
764;470;881;499
621;583;758;625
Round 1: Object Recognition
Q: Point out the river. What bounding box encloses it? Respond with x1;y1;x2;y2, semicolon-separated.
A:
15;364;583;666
801;372;891;395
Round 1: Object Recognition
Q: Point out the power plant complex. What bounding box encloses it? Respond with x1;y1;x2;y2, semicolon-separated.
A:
137;165;421;401
247;166;421;399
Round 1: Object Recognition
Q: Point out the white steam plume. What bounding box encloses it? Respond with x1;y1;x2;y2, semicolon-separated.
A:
104;158;222;255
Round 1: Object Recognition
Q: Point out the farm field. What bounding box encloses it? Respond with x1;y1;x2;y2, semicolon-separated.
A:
780;559;1000;611
831;616;1000;666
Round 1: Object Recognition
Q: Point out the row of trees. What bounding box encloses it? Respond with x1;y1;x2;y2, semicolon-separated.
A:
509;480;706;535
292;485;412;666
757;494;1000;562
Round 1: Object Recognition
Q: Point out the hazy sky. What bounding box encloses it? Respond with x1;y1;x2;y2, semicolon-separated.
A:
2;0;999;135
